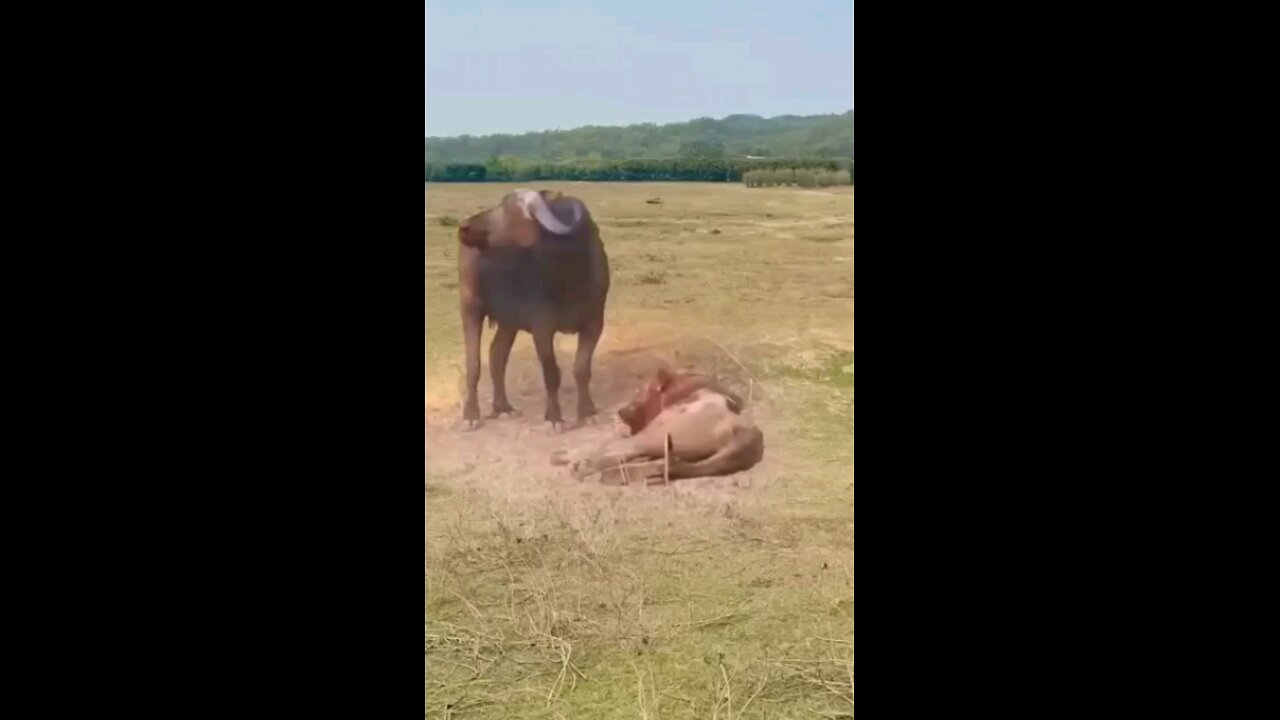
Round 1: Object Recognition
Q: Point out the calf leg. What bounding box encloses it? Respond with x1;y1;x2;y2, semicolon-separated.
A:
577;418;762;484
555;425;669;479
655;425;765;482
461;309;483;428
530;325;563;431
561;439;650;480
488;323;519;417
573;323;602;423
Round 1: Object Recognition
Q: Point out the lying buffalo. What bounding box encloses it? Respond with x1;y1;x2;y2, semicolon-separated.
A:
457;189;610;431
552;368;765;483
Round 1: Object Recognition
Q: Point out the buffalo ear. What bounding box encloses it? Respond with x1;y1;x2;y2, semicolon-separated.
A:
724;393;743;414
655;365;673;389
501;202;541;248
457;224;481;248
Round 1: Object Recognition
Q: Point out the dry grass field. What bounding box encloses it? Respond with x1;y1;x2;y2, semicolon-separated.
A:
425;182;854;719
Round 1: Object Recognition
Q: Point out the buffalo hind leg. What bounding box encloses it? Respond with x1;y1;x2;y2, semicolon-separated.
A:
531;325;563;431
488;323;519;417
640;426;765;484
573;323;602;424
461;309;483;428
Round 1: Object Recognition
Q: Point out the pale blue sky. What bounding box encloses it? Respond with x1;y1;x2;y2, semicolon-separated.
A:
425;0;853;137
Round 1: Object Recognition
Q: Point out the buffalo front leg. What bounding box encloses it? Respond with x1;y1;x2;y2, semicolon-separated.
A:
573;323;602;423
531;326;563;432
488;323;519;417
461;310;483;428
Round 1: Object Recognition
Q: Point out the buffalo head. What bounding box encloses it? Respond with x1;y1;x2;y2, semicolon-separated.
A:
458;189;581;249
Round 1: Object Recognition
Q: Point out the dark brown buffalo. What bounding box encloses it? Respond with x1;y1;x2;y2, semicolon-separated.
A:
457;189;610;431
615;366;744;436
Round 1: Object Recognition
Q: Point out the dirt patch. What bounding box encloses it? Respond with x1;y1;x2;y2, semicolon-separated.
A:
425;331;775;511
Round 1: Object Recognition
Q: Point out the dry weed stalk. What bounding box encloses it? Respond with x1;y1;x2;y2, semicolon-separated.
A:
664;431;671;485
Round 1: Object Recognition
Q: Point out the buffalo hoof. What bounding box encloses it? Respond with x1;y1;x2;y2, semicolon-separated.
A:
458;419;482;432
545;420;566;435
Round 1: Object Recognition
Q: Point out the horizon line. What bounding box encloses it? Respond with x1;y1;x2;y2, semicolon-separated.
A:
424;108;854;140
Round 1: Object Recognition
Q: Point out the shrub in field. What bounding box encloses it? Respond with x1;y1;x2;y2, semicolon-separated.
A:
817;170;853;186
744;166;851;187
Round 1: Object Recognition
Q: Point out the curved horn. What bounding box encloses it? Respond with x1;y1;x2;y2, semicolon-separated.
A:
514;189;580;235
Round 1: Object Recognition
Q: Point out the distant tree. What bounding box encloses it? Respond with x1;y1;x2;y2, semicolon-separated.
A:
677;140;727;159
424;112;852;164
484;155;520;181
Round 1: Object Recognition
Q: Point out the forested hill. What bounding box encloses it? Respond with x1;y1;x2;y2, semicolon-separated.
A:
424;111;854;163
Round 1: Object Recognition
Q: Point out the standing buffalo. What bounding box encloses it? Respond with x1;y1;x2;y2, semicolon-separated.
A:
457;189;610;431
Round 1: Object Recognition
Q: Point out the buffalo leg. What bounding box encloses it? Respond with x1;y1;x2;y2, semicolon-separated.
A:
573;323;602;423
656;426;765;482
461;309;484;427
562;440;648;480
488;323;519;417
531;325;563;430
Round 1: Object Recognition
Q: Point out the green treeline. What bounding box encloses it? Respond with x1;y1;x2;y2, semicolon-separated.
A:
424;111;854;184
425;112;854;164
743;169;852;187
426;157;853;183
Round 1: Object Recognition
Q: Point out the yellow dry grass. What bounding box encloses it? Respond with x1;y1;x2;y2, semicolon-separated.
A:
425;182;854;719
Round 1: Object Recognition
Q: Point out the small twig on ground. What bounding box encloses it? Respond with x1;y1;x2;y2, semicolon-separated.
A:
635;663;649;720
720;660;733;720
736;669;769;718
664;432;671;486
674;610;740;629
446;587;486;623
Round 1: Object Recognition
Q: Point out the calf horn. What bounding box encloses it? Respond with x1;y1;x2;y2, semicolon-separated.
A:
514;189;581;235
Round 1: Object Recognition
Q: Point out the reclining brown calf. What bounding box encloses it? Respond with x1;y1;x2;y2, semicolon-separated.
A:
551;368;764;483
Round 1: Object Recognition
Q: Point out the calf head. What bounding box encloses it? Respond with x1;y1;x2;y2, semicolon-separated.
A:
617;367;739;436
458;189;580;250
